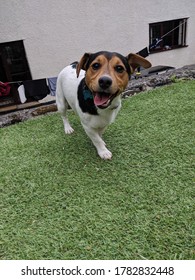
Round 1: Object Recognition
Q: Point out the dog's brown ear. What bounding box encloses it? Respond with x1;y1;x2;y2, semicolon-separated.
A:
127;53;151;73
76;53;91;78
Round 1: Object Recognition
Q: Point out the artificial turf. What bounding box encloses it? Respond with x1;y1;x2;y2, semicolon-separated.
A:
0;81;194;259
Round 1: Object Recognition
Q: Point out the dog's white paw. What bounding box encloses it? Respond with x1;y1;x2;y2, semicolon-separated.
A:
64;126;74;134
98;148;112;160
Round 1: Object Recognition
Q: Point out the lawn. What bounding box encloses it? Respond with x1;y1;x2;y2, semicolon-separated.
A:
0;81;194;260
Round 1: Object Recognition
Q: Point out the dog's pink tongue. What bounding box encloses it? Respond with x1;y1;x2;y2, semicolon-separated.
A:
94;93;110;106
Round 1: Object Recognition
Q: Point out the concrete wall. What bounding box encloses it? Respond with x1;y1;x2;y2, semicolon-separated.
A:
0;0;195;79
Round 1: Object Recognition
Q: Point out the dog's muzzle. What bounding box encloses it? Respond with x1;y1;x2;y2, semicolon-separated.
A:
91;76;117;108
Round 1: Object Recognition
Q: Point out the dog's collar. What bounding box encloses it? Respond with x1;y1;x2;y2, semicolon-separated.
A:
83;83;93;101
78;79;98;115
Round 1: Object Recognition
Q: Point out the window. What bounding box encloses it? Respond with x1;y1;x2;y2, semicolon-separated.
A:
149;18;188;53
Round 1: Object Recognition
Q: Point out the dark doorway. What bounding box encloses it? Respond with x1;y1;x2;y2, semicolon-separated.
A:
0;40;32;106
0;40;32;83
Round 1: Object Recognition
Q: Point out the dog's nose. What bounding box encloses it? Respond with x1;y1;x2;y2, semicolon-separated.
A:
98;76;112;89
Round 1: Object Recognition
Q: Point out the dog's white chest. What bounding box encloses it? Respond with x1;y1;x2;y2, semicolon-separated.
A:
80;100;121;129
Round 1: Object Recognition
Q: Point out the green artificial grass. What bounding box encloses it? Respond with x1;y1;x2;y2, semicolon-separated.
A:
0;81;194;260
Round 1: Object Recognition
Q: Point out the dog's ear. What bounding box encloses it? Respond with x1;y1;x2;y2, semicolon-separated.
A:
76;53;91;78
127;53;151;73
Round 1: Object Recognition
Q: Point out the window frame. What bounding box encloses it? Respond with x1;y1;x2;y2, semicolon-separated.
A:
149;18;188;53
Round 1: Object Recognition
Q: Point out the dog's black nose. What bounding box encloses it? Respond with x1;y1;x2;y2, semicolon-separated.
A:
99;76;112;89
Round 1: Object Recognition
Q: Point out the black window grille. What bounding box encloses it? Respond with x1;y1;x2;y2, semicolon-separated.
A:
149;18;188;52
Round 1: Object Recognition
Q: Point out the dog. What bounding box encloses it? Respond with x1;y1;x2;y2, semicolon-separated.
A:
56;51;151;160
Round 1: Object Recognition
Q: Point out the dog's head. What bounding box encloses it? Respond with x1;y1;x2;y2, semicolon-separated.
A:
76;51;151;108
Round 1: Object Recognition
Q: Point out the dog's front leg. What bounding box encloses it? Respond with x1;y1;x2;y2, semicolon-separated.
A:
82;124;112;160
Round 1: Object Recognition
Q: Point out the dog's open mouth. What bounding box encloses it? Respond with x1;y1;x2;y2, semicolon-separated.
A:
93;91;118;108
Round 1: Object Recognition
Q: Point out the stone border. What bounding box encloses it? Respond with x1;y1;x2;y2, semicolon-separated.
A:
123;64;195;97
0;104;57;128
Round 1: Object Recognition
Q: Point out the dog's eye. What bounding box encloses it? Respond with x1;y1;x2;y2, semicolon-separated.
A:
92;63;101;70
115;65;125;73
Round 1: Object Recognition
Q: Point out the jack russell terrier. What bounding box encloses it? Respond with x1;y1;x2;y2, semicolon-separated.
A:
56;51;151;160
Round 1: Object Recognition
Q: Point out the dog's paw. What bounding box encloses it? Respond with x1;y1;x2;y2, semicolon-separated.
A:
64;126;74;134
98;148;112;160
